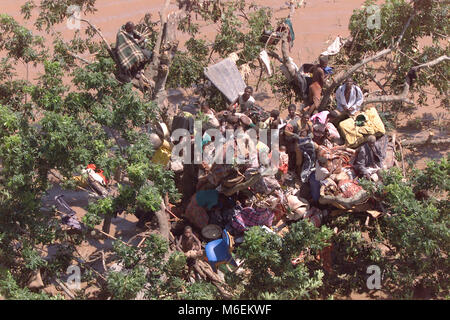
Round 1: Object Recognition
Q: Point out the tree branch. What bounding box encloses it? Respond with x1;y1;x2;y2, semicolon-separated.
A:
78;18;114;58
363;55;449;106
318;10;418;109
319;48;392;108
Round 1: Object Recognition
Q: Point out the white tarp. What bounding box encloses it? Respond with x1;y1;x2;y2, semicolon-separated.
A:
204;58;246;102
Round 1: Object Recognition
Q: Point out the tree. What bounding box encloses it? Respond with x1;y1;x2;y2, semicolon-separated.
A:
0;0;179;297
0;0;448;300
272;0;449;117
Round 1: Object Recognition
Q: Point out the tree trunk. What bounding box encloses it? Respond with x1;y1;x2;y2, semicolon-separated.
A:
154;200;170;242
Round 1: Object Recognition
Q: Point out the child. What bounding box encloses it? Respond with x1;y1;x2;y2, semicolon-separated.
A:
279;145;289;184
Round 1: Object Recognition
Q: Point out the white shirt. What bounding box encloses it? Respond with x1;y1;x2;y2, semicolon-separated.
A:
336;84;364;114
238;93;255;111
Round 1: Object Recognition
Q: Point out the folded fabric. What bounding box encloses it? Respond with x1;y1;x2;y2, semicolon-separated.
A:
338;179;363;198
259;50;272;76
321;36;343;56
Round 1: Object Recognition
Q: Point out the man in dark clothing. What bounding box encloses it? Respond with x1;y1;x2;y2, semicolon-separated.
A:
284;104;301;171
354;135;384;180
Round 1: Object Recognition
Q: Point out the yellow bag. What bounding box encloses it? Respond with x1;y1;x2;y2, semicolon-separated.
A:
339;107;385;148
152;143;172;166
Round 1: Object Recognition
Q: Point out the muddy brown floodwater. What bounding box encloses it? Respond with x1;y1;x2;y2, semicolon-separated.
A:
2;0;448;299
4;0;371;79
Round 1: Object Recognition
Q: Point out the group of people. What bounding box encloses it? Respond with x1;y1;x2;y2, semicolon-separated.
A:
135;44;386;274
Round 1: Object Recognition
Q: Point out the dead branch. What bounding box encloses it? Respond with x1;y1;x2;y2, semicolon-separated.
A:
143;0;171;86
55;279;76;299
79;18;114;58
154;200;170;243
401;131;450;147
363;55;449;106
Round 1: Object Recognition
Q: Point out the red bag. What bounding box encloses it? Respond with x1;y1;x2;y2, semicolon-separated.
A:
338;179;363;198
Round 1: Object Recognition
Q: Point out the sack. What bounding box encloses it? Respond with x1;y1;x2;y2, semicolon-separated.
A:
339;107;386;148
338;179;363;198
184;195;209;230
152;145;171;166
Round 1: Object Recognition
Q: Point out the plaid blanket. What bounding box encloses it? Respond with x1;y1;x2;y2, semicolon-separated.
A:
232;207;274;233
115;27;146;71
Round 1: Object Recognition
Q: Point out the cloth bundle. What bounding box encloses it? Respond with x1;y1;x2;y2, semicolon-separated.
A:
231;207;274;233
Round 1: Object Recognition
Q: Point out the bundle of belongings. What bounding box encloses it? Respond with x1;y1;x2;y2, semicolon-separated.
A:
339;107;386;148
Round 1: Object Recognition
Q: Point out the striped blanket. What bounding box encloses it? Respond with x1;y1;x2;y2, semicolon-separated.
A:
115;27;146;71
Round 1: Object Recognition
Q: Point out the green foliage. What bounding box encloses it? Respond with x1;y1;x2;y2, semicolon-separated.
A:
0;270;63;300
359;159;450;298
235;222;332;299
107;267;147;300
181;282;218;300
136;184;162;212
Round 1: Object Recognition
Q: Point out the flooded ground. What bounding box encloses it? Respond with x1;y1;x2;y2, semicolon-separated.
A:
2;0;448;299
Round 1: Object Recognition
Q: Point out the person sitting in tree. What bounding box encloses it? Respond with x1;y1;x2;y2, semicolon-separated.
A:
115;21;153;81
331;77;364;123
302;55;328;117
176;226;203;261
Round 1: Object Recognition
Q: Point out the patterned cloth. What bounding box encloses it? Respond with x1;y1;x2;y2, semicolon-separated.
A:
231;207;274;233
115;27;147;71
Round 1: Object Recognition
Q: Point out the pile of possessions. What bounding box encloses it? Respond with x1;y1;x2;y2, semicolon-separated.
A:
142;50;397;283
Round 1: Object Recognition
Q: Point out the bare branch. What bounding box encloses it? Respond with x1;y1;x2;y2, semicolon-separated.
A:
319;10;418;109
66;50;91;65
412;55;449;70
78;18;114;57
394;12;416;48
363;55;449;106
